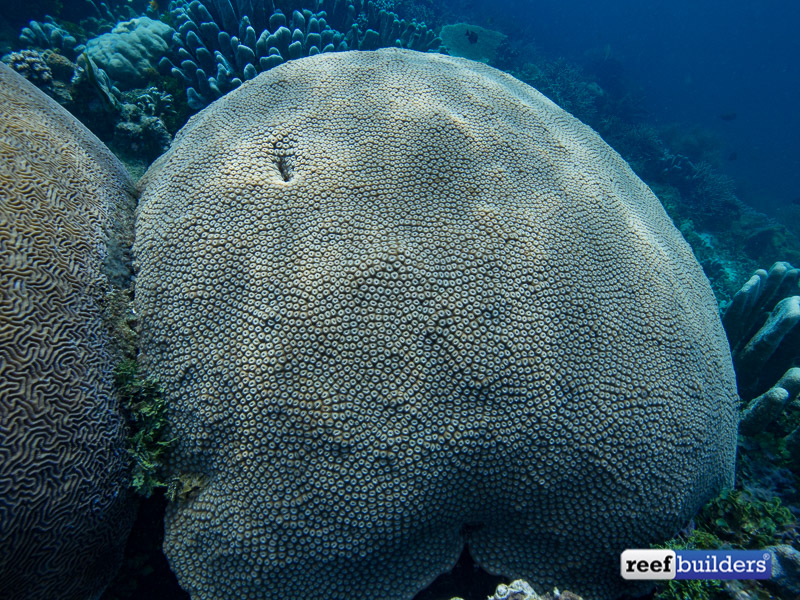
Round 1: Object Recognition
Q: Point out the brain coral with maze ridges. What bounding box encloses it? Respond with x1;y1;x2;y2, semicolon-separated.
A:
0;63;136;599
134;48;738;600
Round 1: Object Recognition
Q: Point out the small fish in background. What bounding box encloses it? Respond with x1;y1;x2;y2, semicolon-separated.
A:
465;30;478;44
728;151;738;161
149;0;161;13
719;112;738;121
791;197;800;206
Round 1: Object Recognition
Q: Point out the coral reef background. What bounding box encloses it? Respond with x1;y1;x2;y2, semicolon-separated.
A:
0;1;799;600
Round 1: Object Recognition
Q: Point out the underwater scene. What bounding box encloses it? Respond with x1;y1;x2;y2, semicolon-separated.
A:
0;1;799;599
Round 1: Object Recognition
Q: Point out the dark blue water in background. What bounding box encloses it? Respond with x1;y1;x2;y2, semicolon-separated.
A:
5;0;796;216
445;0;800;217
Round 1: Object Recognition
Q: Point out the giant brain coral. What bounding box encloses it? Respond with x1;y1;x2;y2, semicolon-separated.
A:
134;48;738;600
0;64;136;598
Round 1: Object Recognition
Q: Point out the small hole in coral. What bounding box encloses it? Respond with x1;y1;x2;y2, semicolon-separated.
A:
275;154;293;182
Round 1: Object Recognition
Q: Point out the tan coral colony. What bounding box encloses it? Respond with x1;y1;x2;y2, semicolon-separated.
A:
134;49;738;600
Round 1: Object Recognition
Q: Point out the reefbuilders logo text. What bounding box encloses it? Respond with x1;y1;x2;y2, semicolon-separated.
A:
621;549;772;580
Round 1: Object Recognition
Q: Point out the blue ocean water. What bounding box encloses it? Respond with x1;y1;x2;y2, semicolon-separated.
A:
2;0;797;216
445;0;800;216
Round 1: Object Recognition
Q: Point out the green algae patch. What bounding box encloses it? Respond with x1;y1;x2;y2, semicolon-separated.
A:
653;488;798;600
696;489;796;550
115;359;174;497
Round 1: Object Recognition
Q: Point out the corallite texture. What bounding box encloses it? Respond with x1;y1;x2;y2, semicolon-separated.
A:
134;48;738;600
0;64;137;598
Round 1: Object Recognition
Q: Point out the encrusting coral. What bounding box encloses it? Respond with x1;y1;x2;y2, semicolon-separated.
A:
134;49;737;600
0;62;137;600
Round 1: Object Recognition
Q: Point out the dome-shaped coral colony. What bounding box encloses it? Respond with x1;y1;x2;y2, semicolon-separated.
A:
0;63;136;599
133;49;738;599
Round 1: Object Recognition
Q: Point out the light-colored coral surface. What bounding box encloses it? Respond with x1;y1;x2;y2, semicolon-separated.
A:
134;48;738;600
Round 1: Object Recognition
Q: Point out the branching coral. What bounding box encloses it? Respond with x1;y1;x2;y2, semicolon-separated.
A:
514;59;603;124
159;0;442;108
2;49;54;86
724;262;800;401
724;262;800;485
18;15;83;59
84;0;146;31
